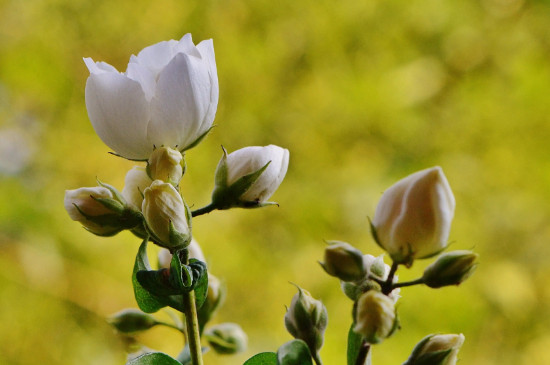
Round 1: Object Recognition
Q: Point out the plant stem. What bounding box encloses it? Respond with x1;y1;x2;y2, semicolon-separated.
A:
191;203;217;217
381;261;399;295
313;351;323;365
355;341;370;365
183;290;203;365
393;278;424;289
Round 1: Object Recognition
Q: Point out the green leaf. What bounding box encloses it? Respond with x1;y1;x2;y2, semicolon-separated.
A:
243;352;278;365
132;238;185;313
347;324;364;365
126;352;181;365
190;259;209;309
132;238;167;313
136;269;182;296
277;340;313;365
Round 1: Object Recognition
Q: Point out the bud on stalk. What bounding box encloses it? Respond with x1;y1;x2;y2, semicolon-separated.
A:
320;241;366;282
353;291;398;344
142;180;191;250
371;166;455;265
147;146;185;186
423;250;478;288
284;285;328;356
403;333;465;365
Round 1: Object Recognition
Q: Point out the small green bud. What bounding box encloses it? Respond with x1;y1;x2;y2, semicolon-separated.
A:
353;291;397;344
108;309;157;334
423;250;478;288
277;339;313;365
284;285;328;355
320;241;366;282
204;323;247;354
403;333;465;365
142;180;191;250
147;146;185;186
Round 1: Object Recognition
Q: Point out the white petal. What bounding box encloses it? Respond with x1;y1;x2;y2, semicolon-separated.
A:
85;72;152;159
175;34;201;58
84;57;119;74
125;62;156;101
196;39;219;135
134;40;180;78
122;166;152;209
148;53;211;150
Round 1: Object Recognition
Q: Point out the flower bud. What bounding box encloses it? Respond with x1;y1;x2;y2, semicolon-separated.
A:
353;291;397;344
284;286;328;354
423;250;478;288
204;323;247;354
211;145;289;209
142;180;191;250
108;309;158;334
147;146;185;186
403;333;465;365
122;166;153;210
64;184;141;236
371;166;455;265
320;241;366;282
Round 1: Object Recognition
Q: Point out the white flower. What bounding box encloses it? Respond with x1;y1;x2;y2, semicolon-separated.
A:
142;180;191;249
122;166;153;210
372;166;455;264
212;145;289;207
84;34;218;160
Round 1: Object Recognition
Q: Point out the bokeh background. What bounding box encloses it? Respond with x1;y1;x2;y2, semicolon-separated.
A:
1;0;549;364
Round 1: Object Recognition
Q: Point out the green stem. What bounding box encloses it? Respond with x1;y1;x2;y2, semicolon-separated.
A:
355;341;370;365
392;278;424;289
313;351;323;365
191;203;217;217
183;290;203;365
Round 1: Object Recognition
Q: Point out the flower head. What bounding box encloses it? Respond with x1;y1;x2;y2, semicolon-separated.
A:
84;34;218;160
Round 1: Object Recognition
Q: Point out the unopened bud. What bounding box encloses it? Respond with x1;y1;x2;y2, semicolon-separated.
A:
211;145;289;209
353;291;397;344
320;241;366;282
371;167;455;265
142;180;191;250
108;309;157;334
403;333;465;365
204;323;247;354
284;285;328;354
147;146;185;186
423;250;478;288
64;183;141;236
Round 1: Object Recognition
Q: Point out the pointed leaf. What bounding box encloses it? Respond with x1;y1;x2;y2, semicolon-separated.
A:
243;352;278;365
277;339;314;365
126;352;181;365
347;324;364;365
132;238;166;313
227;161;271;199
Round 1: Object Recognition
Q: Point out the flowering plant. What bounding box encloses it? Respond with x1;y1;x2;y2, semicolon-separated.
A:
65;35;476;365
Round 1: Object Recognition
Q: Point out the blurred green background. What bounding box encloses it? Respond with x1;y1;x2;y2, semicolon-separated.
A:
1;0;549;363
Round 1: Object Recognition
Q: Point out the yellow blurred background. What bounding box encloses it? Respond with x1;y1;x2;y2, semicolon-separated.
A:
1;0;549;364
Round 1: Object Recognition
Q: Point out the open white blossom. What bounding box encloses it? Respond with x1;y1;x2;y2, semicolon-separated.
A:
84;34;218;160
